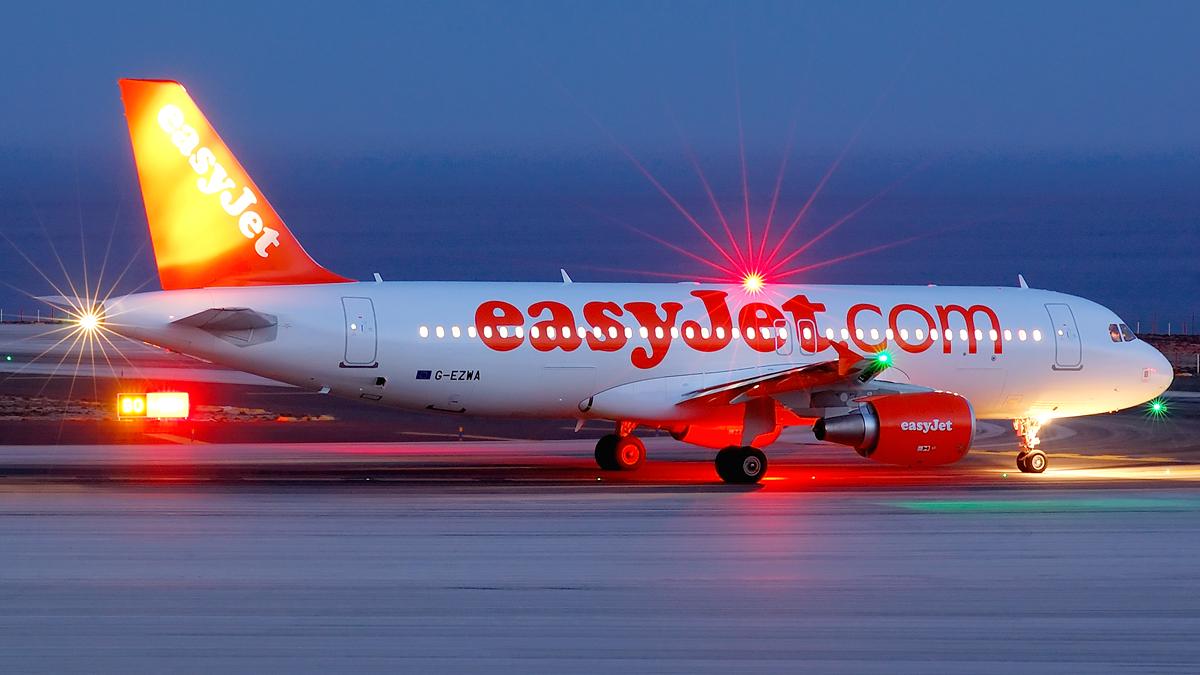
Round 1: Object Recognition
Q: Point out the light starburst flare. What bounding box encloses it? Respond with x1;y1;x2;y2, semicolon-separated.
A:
1146;397;1169;420
741;272;765;294
77;310;101;332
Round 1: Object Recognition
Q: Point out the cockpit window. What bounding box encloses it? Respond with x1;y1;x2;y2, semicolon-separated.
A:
1119;323;1136;342
1108;324;1122;342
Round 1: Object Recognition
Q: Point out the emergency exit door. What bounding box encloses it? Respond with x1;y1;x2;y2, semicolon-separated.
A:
341;297;378;367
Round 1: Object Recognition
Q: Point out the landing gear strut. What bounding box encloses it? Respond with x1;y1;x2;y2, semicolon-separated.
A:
1013;418;1047;474
595;421;645;471
715;446;768;484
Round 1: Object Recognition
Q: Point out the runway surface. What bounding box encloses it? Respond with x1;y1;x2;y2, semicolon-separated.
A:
2;402;1199;673
2;482;1198;673
2;325;1199;672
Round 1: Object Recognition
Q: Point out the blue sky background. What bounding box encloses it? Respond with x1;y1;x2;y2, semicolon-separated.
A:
0;1;1196;330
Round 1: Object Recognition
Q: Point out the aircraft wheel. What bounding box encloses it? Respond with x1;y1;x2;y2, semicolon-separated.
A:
595;434;620;470
715;446;768;484
614;435;646;470
595;434;644;471
1020;449;1047;474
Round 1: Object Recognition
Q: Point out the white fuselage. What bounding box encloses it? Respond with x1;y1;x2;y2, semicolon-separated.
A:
102;281;1172;435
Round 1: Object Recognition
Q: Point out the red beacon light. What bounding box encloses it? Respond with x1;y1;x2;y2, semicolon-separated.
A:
116;392;190;420
741;272;765;294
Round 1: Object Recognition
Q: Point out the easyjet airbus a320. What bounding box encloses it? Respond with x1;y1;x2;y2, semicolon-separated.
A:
61;79;1174;483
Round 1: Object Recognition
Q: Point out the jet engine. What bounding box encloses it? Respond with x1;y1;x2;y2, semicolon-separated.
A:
812;392;975;466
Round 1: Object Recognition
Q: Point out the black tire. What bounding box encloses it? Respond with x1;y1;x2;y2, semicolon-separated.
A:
595;434;620;470
1025;449;1047;474
715;446;768;484
1016;451;1029;473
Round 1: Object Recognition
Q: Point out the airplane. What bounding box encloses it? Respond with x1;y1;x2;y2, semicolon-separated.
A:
58;79;1175;484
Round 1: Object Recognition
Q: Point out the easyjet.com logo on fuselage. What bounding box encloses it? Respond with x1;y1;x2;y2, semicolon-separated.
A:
472;291;1005;369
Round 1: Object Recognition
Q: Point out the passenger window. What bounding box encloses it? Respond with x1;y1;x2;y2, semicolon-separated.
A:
1108;324;1122;342
1119;324;1136;342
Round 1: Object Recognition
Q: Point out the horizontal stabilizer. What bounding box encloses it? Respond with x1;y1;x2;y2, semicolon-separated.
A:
36;295;89;312
172;307;276;331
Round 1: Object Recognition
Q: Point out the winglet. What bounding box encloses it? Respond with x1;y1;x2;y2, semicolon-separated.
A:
1017;274;1029;289
829;340;866;377
560;269;573;284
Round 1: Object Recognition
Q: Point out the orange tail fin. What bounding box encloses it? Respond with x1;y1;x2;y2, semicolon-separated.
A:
119;79;350;290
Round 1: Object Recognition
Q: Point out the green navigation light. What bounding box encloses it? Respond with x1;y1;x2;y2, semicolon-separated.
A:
1147;397;1169;420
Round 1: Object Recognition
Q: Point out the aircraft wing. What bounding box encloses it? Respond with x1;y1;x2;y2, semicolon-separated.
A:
677;341;880;407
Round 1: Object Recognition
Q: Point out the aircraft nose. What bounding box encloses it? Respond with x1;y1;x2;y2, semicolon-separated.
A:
1141;342;1174;398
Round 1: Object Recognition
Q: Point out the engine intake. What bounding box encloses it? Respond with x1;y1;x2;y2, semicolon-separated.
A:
813;391;975;466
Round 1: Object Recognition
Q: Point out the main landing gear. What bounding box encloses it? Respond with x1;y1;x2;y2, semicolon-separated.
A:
1013;418;1047;474
594;421;645;471
715;445;768;484
592;422;769;484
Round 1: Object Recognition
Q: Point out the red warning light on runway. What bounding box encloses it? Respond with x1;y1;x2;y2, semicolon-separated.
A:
117;392;190;420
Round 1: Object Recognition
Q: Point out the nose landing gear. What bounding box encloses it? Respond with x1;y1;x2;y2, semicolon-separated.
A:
1017;449;1047;473
1013;418;1047;473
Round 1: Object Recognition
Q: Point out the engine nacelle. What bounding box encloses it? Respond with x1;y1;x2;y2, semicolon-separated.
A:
812;392;975;466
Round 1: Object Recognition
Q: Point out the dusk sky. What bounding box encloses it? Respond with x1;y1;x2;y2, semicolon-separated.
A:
1;1;1197;329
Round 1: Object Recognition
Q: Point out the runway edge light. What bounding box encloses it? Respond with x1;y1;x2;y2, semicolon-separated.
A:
117;392;190;420
148;392;190;419
117;393;147;419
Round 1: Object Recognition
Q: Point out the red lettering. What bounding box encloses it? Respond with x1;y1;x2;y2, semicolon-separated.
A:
470;295;987;362
624;301;683;368
936;304;1003;354
847;303;885;351
681;290;733;352
889;304;936;353
738;302;784;353
527;301;582;352
475;300;524;351
583;301;627;352
781;294;829;352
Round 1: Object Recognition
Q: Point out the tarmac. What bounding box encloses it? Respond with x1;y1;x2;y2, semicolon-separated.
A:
1;323;1199;672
